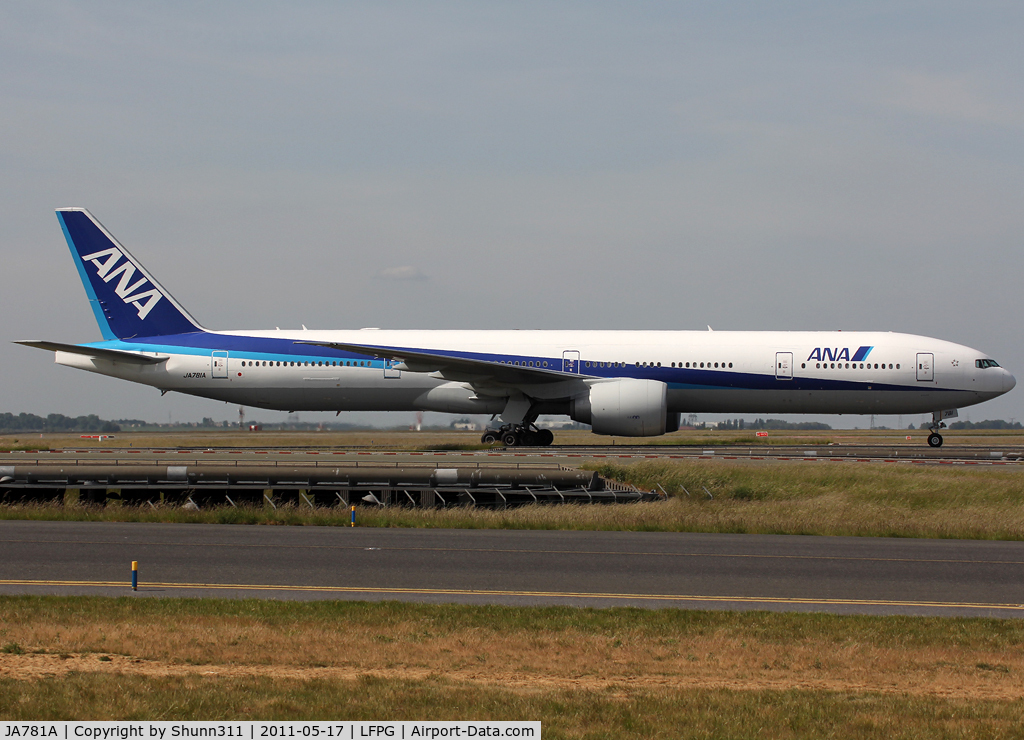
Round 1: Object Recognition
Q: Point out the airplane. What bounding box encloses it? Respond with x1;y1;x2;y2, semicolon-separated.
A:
16;208;1016;448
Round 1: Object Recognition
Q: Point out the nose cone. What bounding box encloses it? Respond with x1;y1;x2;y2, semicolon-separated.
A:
1005;369;1017;393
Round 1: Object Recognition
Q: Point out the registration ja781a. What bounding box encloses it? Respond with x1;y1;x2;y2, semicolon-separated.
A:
5;727;58;737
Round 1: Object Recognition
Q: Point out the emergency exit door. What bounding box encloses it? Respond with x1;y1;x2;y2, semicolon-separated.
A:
562;350;581;373
775;352;793;380
211;351;228;378
916;353;934;381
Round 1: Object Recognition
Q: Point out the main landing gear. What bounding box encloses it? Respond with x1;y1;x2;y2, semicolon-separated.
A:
481;424;554;447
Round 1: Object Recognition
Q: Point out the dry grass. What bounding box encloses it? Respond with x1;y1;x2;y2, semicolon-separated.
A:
1;597;1023;735
5;675;1024;737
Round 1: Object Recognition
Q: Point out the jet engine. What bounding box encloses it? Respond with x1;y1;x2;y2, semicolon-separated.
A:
570;378;679;436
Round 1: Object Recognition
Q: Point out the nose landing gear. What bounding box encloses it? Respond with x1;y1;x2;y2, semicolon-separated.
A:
926;409;952;448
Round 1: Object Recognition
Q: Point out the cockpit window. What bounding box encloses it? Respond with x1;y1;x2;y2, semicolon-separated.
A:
976;359;1001;369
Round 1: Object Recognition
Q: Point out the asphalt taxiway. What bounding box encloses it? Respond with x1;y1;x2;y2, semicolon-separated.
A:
1;520;1021;617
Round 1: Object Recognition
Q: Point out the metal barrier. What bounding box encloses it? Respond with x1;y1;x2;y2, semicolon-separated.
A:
0;463;656;508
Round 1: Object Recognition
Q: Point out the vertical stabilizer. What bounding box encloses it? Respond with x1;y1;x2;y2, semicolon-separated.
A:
56;208;204;340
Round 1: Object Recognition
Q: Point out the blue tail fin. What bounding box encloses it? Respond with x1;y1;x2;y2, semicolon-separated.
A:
56;208;204;340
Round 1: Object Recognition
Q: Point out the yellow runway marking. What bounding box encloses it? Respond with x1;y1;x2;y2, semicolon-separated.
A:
0;579;1021;612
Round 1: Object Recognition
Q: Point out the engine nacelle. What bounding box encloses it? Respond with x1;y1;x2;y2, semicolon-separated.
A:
570;379;670;437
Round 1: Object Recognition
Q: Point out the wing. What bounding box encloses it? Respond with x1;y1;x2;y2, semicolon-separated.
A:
16;340;170;365
296;340;591;385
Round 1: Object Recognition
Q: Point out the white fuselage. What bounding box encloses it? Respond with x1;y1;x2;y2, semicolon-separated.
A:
56;329;1015;418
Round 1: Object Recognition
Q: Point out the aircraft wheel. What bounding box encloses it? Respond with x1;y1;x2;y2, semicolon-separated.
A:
501;431;519;447
927;433;943;448
481;432;498;444
538;429;554;446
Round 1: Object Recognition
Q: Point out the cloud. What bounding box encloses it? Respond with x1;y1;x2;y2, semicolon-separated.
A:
877;70;1024;127
373;265;429;281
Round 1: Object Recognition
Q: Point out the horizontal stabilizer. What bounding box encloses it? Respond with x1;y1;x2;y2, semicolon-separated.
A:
15;340;169;365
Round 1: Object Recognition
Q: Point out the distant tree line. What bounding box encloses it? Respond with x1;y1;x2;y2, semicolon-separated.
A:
0;413;120;433
934;419;1022;430
718;418;832;431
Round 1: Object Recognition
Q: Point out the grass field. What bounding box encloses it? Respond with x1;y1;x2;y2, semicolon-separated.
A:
3;429;1023;734
3;458;1024;540
1;596;1023;737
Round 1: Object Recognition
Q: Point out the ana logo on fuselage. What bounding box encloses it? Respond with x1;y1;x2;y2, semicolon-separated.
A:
80;247;163;320
807;346;874;363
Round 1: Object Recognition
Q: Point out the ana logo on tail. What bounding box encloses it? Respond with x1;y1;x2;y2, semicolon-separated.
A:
80;247;163;320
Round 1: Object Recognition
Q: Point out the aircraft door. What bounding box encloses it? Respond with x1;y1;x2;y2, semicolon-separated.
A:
562;350;581;373
211;351;228;379
916;353;934;381
383;358;401;379
775;352;793;380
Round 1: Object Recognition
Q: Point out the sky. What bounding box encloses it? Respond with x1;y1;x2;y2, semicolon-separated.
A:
1;2;1022;428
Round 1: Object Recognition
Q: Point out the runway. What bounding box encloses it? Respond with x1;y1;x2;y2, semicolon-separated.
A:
0;520;1022;617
